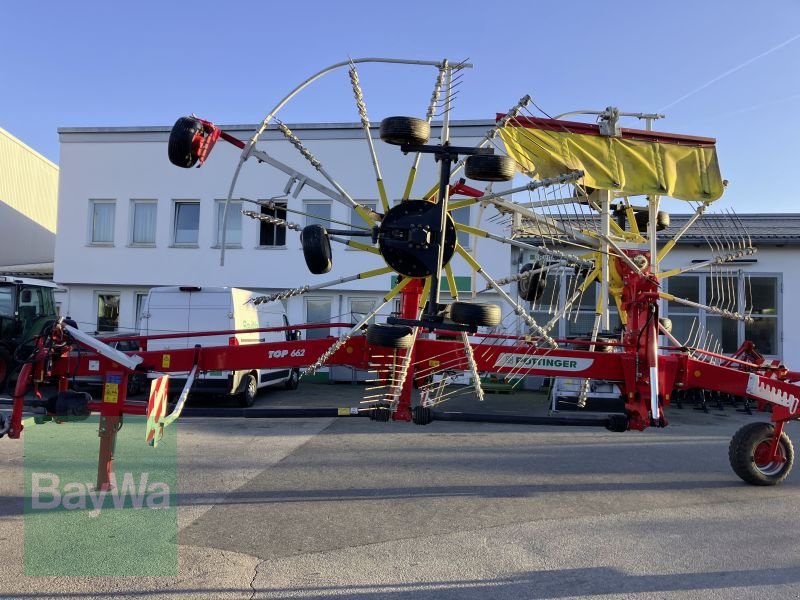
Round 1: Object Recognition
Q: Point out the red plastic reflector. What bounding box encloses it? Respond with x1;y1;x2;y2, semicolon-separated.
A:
229;337;239;346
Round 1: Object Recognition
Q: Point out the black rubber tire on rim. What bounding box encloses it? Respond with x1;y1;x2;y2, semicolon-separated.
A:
518;262;546;302
285;368;300;390
168;116;204;168
412;405;433;425
464;154;516;182
366;324;414;349
0;348;11;393
659;317;673;334
729;421;794;486
449;301;502;327
379;116;430;146
238;373;258;408
301;225;332;274
369;402;392;422
634;209;671;232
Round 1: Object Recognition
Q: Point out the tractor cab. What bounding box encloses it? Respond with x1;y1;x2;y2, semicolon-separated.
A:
0;276;60;389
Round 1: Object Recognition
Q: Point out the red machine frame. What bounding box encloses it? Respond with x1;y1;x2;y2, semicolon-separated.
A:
5;257;800;490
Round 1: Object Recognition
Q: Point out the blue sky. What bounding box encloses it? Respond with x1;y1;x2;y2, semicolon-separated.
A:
3;1;799;212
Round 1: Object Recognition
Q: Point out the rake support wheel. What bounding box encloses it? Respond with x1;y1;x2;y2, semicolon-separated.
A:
465;154;515;182
366;324;414;349
301;225;333;274
379;116;430;146
449;302;501;327
168;116;204;168
518;262;546;302
729;422;794;486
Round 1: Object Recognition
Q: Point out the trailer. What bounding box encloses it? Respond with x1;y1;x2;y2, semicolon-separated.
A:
3;57;799;494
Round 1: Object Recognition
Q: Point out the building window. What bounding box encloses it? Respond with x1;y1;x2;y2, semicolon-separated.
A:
90;200;115;244
665;273;781;357
746;277;779;355
131;200;157;245
305;297;332;340
173;201;200;245
450;205;471;249
304;201;331;228
259;201;287;247
96;293;120;333
216;200;242;247
350;297;377;326
134;292;149;332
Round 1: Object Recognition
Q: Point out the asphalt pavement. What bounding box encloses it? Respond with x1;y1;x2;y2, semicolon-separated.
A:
1;382;799;599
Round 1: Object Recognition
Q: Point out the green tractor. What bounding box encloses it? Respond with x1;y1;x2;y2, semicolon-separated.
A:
0;276;60;392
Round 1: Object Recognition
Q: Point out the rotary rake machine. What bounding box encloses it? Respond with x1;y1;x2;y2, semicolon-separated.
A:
3;57;800;490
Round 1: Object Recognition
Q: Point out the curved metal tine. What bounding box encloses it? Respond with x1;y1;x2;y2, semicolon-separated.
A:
414;355;470;382
745;274;754;318
683;317;697;348
347;60;390;213
728;269;737;313
725;208;745;251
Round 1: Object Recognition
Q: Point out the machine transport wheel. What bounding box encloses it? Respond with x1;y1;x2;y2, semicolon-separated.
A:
168;116;204;168
366;324;414;349
0;348;11;393
412;405;433;425
729;421;794;486
379;116;430;146
369;402;392;422
285;368;300;390
464;154;515;182
518;262;546;302
238;373;258;408
301;225;333;274
449;301;501;327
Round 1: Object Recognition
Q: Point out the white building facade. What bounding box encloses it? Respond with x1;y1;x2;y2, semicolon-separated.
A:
54;120;796;371
54;120;510;350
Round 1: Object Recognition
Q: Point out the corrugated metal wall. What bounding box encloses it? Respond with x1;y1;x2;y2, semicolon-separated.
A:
0;126;58;233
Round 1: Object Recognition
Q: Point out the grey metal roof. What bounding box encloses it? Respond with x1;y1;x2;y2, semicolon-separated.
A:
518;213;800;246
659;214;800;244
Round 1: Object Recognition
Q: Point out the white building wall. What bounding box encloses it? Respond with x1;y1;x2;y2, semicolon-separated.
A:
55;121;512;335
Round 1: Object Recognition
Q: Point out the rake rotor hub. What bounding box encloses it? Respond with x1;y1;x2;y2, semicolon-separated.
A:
378;200;457;278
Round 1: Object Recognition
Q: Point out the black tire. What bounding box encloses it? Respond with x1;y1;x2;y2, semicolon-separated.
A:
301;225;332;274
238;373;258;408
285;368;300;390
369;402;392;422
449;301;501;327
518;262;546;302
0;347;12;393
379;116;430;146
366;324;413;349
464;154;516;182
168;116;204;168
412;405;433;425
729;422;794;486
659;317;673;334
634;209;670;232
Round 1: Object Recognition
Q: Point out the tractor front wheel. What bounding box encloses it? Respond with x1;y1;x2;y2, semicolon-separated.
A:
0;348;11;393
729;422;794;485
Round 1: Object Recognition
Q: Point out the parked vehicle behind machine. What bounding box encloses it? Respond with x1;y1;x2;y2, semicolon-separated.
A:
139;286;300;406
0;277;60;391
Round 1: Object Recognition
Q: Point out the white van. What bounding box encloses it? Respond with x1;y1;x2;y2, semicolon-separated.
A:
140;286;300;406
